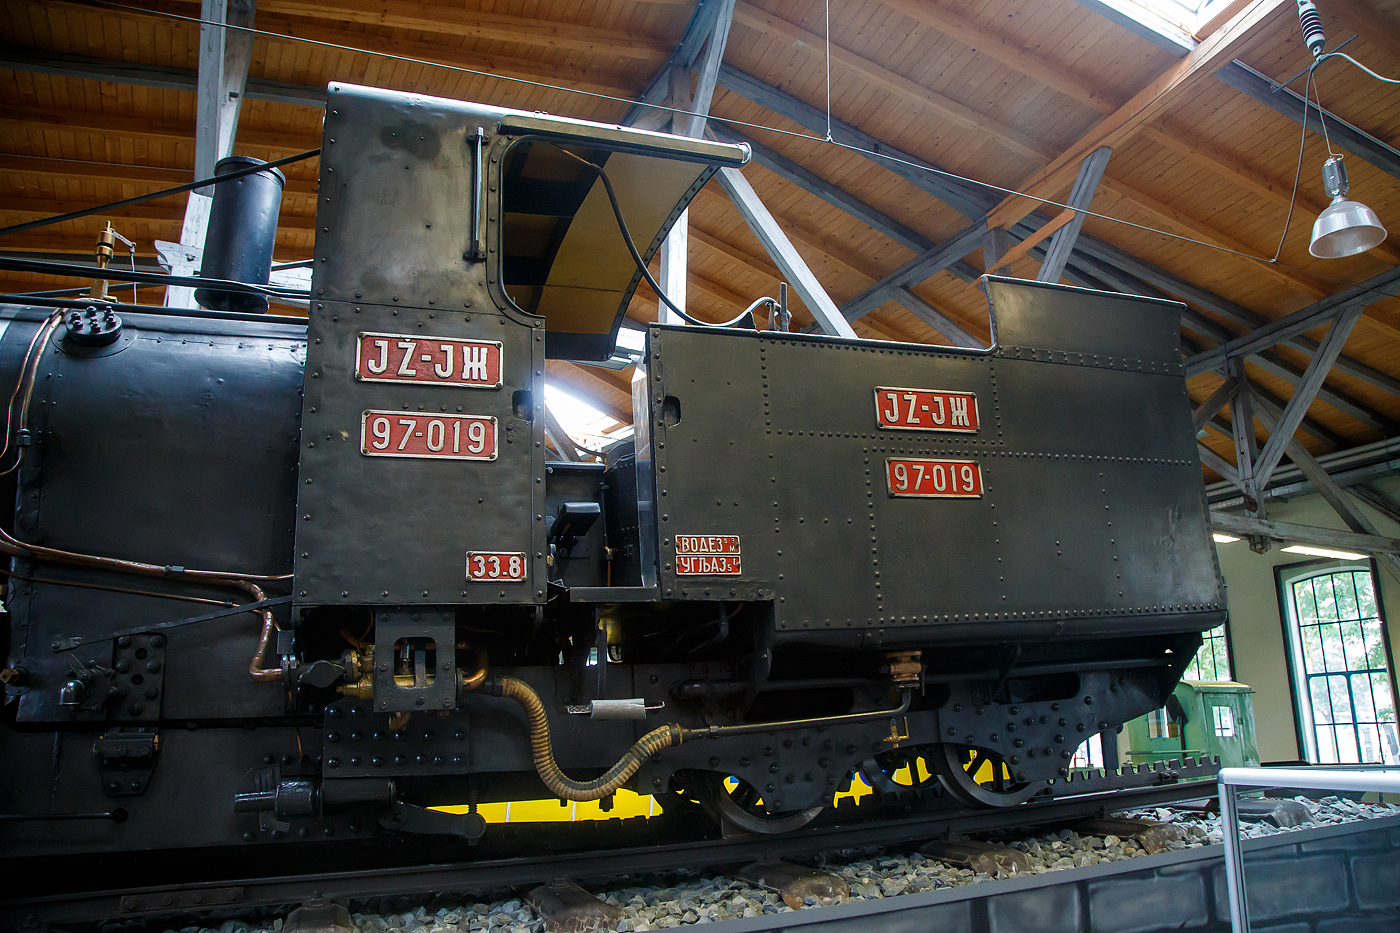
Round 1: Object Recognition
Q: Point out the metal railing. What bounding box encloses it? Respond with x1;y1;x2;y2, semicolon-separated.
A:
1218;766;1400;932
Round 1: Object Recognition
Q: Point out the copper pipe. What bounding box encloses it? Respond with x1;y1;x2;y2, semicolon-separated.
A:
240;580;282;682
0;312;62;475
0;566;235;607
458;647;489;692
0;518;290;682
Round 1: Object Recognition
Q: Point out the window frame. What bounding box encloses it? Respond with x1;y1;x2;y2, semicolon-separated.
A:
1183;621;1236;682
1274;556;1400;764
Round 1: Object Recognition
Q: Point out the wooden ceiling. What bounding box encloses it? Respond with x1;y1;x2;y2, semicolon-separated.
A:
1;0;1398;473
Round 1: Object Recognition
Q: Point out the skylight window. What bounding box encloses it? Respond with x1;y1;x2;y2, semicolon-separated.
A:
545;383;633;455
1089;0;1251;47
1130;0;1205;33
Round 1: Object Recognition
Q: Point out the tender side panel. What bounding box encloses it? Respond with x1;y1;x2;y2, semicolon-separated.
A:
649;281;1225;648
645;327;772;602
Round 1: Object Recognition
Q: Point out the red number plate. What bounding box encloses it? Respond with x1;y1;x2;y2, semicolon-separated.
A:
874;387;979;433
466;551;527;582
675;534;742;576
355;332;502;388
360;410;497;461
677;554;742;575
886;458;984;498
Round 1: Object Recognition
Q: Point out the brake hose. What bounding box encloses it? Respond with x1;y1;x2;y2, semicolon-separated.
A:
477;673;914;802
494;675;682;801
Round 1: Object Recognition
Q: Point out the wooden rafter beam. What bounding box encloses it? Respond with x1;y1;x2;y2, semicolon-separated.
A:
258;0;670;62
1096;178;1333;301
26;0;642;100
1;105;309;153
1141;124;1400;264
1326;0;1400;64
714;164;856;338
715;66;993;221
710;122;936;255
1215;61;1400;183
1252;304;1367;487
1187;266;1400;375
255;11;644;99
545;361;633;425
1210;511;1400;555
0;154;319;197
731;3;1053;163
0;196;315;231
1065;233;1400;398
878;0;1119;113
987;0;1292;231
987;211;1075;274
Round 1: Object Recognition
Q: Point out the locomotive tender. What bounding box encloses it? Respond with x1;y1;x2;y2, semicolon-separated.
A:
0;85;1226;854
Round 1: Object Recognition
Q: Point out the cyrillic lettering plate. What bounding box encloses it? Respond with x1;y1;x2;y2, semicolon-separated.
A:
355;332;503;388
874;386;979;433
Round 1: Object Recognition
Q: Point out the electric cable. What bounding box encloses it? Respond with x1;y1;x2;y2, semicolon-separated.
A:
824;0;833;142
0;148;321;240
1268;61;1314;265
1320;51;1400;85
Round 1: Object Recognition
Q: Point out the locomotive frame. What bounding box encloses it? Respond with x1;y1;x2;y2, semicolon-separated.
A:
1;84;1225;858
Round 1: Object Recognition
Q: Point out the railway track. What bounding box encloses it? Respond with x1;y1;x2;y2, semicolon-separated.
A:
0;760;1218;929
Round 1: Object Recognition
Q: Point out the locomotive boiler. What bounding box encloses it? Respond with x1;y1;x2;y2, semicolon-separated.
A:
0;84;1225;857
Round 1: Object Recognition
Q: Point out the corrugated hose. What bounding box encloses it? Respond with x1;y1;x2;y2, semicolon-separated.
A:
495;675;683;802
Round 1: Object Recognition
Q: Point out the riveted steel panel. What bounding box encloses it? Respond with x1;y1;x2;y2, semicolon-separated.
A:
644;326;773;603
313;85;507;312
646;280;1226;649
6;309;305;722
298;84;547;607
294;300;545;607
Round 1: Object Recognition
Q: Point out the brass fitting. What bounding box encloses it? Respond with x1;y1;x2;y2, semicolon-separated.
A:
87;222;118;301
886;650;923;687
337;674;374;700
0;665;31;687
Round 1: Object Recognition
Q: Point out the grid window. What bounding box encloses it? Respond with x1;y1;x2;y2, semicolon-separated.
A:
1183;624;1232;681
1284;567;1399;765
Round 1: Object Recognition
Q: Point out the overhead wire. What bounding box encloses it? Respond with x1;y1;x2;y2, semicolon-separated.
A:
1268;62;1313;265
823;0;832;142
53;0;1386;290
1318;51;1400;86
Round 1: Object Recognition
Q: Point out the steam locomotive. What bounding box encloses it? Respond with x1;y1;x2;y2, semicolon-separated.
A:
0;84;1225;857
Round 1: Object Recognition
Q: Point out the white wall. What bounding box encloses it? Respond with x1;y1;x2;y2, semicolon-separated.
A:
1212;475;1400;762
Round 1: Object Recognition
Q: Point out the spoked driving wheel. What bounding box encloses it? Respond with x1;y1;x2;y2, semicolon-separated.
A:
701;773;823;834
932;743;1042;808
858;746;940;797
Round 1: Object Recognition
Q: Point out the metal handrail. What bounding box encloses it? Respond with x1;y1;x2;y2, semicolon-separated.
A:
1218;766;1400;932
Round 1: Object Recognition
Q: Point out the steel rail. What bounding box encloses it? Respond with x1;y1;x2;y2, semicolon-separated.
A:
0;777;1216;927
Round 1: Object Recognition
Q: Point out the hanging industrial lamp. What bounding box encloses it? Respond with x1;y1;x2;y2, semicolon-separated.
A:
1309;156;1388;258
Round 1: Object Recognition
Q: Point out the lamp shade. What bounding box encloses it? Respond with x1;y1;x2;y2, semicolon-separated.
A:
1310;195;1388;259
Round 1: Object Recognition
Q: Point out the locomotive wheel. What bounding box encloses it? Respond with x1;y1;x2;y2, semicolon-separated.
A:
858;748;939;797
701;774;823;834
932;743;1042;808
